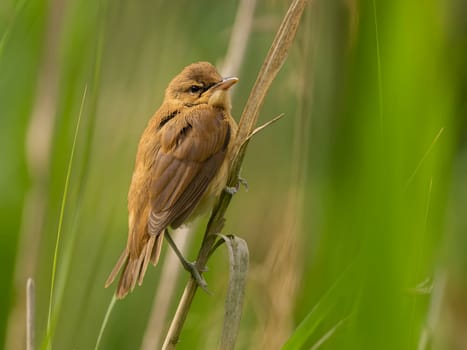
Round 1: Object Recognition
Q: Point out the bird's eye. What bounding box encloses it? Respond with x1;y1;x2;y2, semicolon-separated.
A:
189;85;202;93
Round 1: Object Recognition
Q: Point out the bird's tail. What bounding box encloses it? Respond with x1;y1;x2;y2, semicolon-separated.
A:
105;232;164;299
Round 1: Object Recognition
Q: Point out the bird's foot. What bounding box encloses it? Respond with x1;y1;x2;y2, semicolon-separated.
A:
224;186;238;195
182;260;210;293
238;176;249;191
164;230;210;292
224;176;248;195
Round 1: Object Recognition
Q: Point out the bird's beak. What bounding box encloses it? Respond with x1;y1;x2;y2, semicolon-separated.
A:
211;77;239;91
206;77;238;108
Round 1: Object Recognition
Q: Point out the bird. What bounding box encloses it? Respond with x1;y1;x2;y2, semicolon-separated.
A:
105;62;238;299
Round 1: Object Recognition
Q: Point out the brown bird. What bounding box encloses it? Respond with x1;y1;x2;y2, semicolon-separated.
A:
105;62;238;299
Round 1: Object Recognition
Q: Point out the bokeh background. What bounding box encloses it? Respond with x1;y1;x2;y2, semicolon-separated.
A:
1;0;467;349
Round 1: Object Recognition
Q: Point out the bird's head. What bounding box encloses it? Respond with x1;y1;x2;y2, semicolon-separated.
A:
165;62;238;110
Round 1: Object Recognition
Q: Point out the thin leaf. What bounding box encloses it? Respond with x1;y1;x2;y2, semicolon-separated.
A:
94;295;117;350
282;265;354;350
309;318;346;350
217;235;249;350
43;85;87;350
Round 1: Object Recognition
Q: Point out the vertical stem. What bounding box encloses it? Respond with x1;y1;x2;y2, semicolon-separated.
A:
162;280;198;350
162;0;308;347
220;0;257;78
149;0;257;347
26;278;35;350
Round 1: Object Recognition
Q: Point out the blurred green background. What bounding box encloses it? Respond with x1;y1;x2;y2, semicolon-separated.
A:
1;0;466;349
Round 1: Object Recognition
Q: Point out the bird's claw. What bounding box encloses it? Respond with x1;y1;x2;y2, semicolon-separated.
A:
238;176;249;191
223;176;248;195
183;261;210;293
224;186;238;195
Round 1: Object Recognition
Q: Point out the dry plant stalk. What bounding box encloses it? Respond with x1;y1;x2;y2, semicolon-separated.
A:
162;0;308;348
26;278;35;350
219;0;257;77
141;2;257;349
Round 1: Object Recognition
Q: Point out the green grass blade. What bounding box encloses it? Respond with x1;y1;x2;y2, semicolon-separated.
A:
282;265;354;350
0;0;27;62
309;318;346;350
44;85;87;349
94;295;117;350
372;0;384;136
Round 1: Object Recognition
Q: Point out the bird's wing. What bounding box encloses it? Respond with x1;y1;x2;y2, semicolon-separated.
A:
148;105;231;236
